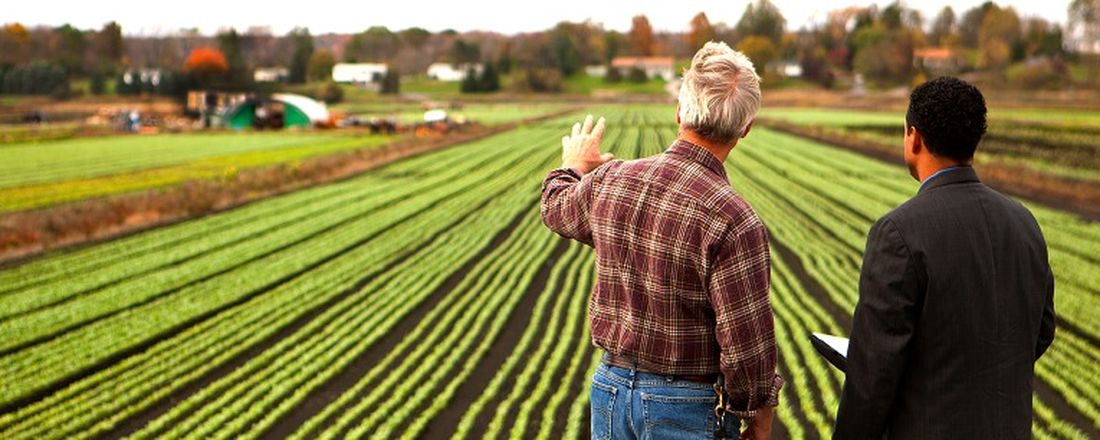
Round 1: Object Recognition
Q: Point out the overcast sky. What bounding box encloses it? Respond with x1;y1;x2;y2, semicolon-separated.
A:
6;0;1074;36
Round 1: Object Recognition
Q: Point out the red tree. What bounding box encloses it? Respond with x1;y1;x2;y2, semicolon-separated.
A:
183;47;229;78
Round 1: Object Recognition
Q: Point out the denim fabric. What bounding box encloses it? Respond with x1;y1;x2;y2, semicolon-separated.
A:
590;359;741;440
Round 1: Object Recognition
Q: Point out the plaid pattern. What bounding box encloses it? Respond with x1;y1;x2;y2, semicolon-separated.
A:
540;139;783;418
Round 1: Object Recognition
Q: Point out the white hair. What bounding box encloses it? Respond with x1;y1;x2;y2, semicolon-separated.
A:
677;41;761;145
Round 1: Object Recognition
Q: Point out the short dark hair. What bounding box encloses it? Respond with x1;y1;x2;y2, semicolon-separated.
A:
905;77;987;162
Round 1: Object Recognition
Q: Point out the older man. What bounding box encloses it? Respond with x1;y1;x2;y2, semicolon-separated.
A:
540;42;783;440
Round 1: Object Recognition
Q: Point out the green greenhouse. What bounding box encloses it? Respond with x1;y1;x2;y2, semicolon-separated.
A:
219;93;330;129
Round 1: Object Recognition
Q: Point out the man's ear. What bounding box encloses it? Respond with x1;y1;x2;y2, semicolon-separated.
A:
907;126;924;156
741;119;755;139
675;104;681;125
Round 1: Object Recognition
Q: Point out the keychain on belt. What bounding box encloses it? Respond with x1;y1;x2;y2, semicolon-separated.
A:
713;380;730;439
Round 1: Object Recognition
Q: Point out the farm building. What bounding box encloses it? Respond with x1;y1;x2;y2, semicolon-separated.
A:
219;93;330;129
584;65;608;77
427;63;482;81
332;63;388;83
253;67;289;83
913;47;963;75
610;56;675;81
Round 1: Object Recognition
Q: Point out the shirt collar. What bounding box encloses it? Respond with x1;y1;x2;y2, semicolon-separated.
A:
917;165;980;194
918;166;964;191
666;139;729;181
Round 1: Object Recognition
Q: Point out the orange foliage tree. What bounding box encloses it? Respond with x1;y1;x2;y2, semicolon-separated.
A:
183;47;229;83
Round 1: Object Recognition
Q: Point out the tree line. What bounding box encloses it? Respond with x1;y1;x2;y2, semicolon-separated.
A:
1;0;1098;98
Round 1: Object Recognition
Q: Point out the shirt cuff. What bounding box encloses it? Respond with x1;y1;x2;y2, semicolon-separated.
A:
549;167;584;180
728;373;785;420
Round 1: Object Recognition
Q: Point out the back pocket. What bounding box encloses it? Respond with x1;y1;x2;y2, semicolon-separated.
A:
590;378;617;440
640;389;715;440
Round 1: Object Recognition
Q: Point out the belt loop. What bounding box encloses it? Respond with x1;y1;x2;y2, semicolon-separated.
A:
629;359;636;388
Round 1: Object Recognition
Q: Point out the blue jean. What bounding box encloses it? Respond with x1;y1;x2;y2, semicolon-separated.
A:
590;356;741;440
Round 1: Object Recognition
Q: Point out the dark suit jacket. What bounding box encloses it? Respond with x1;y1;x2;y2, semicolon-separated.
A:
834;167;1056;440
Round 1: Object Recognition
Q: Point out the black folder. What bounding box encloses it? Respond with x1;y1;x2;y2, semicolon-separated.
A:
810;333;849;373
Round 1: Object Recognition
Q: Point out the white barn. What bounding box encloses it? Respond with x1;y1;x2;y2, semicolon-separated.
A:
427;63;482;81
332;63;388;83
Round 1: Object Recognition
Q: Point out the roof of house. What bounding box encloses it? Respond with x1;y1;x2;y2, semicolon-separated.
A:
611;56;674;68
913;48;957;60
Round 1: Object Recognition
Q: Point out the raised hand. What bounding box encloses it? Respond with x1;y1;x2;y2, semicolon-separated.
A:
560;114;612;175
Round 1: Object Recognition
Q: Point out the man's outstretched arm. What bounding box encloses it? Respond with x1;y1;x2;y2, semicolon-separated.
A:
539;114;612;245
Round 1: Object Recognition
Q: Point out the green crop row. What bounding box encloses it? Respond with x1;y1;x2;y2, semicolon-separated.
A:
0;123;570;438
0;133;395;213
0;105;1094;439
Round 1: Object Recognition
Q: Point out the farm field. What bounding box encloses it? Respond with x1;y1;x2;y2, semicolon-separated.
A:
0;132;396;213
334;102;571;125
0;106;1096;439
759;107;1100;184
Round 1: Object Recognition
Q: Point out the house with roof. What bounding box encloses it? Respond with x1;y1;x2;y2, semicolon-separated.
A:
253;67;288;83
913;47;963;75
427;63;482;81
331;63;388;83
609;56;676;81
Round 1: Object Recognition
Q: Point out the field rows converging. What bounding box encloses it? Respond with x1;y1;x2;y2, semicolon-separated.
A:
0;132;397;212
0;105;1096;439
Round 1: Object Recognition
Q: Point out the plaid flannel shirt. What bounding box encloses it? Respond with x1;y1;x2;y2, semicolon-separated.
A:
540;139;783;418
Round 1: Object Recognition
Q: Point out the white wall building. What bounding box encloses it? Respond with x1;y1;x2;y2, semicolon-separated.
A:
253;67;288;83
426;63;482;81
331;63;388;83
610;57;676;81
584;65;608;77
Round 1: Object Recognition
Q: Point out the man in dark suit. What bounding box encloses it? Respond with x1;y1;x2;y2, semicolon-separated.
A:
833;77;1056;440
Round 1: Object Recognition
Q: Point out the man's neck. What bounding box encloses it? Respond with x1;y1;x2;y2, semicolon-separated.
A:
916;156;970;183
678;129;733;163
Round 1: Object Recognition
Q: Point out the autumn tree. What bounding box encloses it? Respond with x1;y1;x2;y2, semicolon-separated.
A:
850;2;919;84
929;7;958;46
736;36;777;75
1070;0;1100;82
979;6;1022;78
629;15;656;56
1022;18;1064;57
183;47;229;86
0;23;32;66
308;49;335;82
961;2;998;48
736;0;786;44
604;30;628;63
688;12;716;50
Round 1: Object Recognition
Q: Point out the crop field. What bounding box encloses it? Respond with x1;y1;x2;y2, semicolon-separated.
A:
759;107;1100;184
334;102;571;125
0;106;1096;439
0;132;396;213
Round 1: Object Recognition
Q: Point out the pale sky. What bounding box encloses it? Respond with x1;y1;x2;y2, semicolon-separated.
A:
6;0;1074;35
